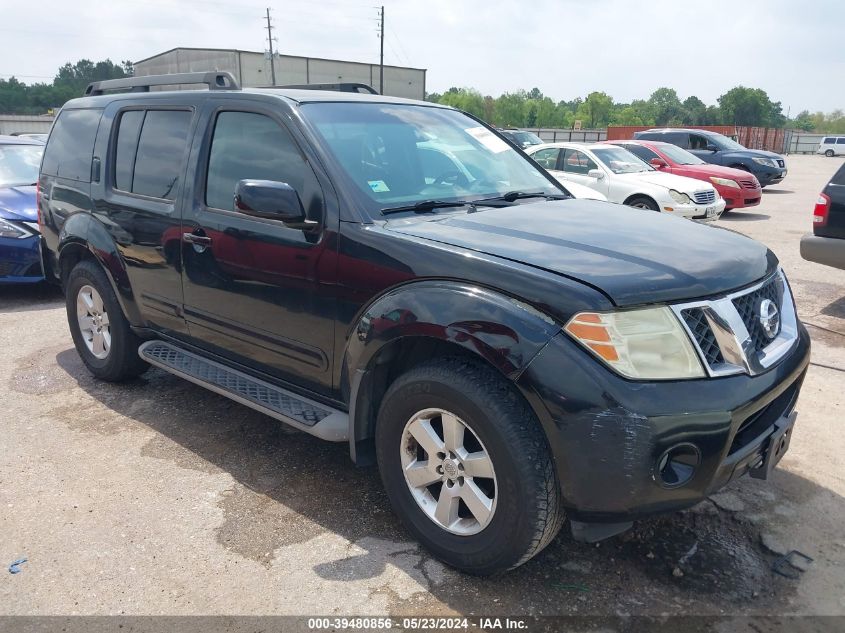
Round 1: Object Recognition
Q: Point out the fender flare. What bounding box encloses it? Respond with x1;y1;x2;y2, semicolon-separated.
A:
57;212;142;325
343;280;562;461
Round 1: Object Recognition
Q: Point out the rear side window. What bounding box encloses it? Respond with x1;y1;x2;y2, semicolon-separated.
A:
831;164;845;186
837;138;845;145
42;109;102;181
620;144;659;162
113;109;192;200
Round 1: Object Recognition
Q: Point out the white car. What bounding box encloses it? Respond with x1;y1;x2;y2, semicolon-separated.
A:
558;180;607;201
817;136;845;157
527;142;725;220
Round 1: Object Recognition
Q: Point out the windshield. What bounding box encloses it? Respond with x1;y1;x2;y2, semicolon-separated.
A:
591;146;653;174
0;144;43;188
302;103;560;215
658;144;705;165
512;131;543;146
709;134;746;151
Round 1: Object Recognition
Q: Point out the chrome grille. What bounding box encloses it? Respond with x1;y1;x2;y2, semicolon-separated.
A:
732;276;782;355
671;269;797;377
681;308;724;365
693;190;716;204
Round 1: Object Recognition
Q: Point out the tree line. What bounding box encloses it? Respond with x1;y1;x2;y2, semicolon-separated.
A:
427;86;845;133
0;60;133;115
2;59;842;134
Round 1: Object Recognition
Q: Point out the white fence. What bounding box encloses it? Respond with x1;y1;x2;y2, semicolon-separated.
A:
0;114;54;135
518;128;607;143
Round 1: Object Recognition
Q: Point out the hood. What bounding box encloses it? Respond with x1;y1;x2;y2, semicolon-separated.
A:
621;170;716;194
387;199;774;307
728;148;783;160
0;185;37;222
675;163;759;183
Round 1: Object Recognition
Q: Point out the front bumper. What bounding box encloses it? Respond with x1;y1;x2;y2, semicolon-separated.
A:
672;197;726;221
721;187;762;209
756;166;787;187
800;233;845;270
0;234;44;283
517;323;810;524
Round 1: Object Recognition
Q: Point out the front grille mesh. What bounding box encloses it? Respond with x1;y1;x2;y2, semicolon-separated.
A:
682;308;724;365
739;179;758;189
693;190;716;204
142;342;329;426
732;277;782;355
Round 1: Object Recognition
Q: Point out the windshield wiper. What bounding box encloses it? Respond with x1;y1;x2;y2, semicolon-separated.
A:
381;200;471;215
475;190;571;204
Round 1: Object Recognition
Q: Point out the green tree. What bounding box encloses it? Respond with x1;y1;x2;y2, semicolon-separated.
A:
576;91;613;128
790;110;816;131
647;87;686;126
717;86;784;127
610;106;644;125
682;96;707;125
437;88;486;119
494;91;528;127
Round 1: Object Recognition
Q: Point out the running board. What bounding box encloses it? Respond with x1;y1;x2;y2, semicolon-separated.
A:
139;340;348;442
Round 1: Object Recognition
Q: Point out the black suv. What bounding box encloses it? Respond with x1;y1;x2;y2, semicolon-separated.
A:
38;72;810;575
801;162;845;270
634;128;788;188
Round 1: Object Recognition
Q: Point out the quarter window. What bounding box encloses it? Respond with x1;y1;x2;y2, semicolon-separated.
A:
41;108;102;181
822;137;835;144
205;111;322;220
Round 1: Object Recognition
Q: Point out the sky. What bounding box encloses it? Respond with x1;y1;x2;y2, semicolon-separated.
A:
1;0;843;113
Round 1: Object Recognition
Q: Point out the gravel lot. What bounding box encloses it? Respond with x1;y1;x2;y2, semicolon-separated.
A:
1;155;844;621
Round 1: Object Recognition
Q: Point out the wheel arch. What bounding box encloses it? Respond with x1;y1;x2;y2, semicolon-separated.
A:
343;281;562;464
623;192;658;208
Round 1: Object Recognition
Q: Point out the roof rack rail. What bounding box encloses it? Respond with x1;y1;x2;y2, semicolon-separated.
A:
272;82;378;95
84;72;240;96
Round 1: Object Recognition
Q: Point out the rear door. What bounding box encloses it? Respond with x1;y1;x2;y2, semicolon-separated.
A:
837;138;845;156
94;99;199;335
179;100;339;397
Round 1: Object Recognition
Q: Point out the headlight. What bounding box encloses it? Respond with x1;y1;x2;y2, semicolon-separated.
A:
0;218;32;239
668;189;691;204
565;308;705;380
709;177;740;189
752;157;777;167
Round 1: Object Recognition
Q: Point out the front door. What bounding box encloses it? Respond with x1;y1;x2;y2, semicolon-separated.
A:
180;104;338;397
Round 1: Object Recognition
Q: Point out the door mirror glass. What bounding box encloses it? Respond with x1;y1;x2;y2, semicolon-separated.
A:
705;144;719;152
587;168;605;180
234;180;306;223
650;157;668;168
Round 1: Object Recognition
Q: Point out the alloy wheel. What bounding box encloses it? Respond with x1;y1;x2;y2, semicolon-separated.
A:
76;284;111;359
400;408;497;535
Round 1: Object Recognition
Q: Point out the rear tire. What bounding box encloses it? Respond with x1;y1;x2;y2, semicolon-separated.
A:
825;149;835;157
66;260;149;382
375;357;563;575
626;196;659;211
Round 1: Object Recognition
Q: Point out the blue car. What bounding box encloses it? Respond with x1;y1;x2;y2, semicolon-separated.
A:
0;136;44;283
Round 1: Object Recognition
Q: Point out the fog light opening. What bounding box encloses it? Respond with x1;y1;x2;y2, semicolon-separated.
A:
656;443;700;488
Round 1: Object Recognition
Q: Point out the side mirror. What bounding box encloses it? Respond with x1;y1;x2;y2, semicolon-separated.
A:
587;169;605;180
234;180;315;228
705;144;719;152
650;157;668;168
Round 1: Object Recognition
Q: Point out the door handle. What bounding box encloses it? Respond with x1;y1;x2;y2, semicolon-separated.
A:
182;232;212;247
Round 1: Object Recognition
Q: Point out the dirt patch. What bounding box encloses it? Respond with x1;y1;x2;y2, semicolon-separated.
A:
11;344;79;394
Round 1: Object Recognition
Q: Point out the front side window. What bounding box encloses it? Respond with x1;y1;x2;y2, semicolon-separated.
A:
0;144;44;188
114;109;192;200
302;103;559;215
689;134;711;150
591;147;653;174
561;149;598;174
205;111;322;219
531;147;561;169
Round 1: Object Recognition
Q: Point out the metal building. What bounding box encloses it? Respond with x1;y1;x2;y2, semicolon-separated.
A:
134;48;426;100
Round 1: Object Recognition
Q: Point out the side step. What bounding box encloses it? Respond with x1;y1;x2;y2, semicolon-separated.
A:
139;340;348;442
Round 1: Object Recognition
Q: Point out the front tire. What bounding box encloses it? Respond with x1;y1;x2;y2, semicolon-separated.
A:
66;260;149;382
626;196;659;211
375;357;563;575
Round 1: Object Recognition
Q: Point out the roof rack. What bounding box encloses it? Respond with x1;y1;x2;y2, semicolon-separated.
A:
272;82;378;95
84;72;240;96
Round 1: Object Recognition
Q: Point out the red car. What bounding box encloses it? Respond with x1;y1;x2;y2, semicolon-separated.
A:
610;139;762;211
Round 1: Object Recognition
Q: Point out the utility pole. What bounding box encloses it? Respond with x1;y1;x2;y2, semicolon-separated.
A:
378;5;384;95
265;7;277;86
